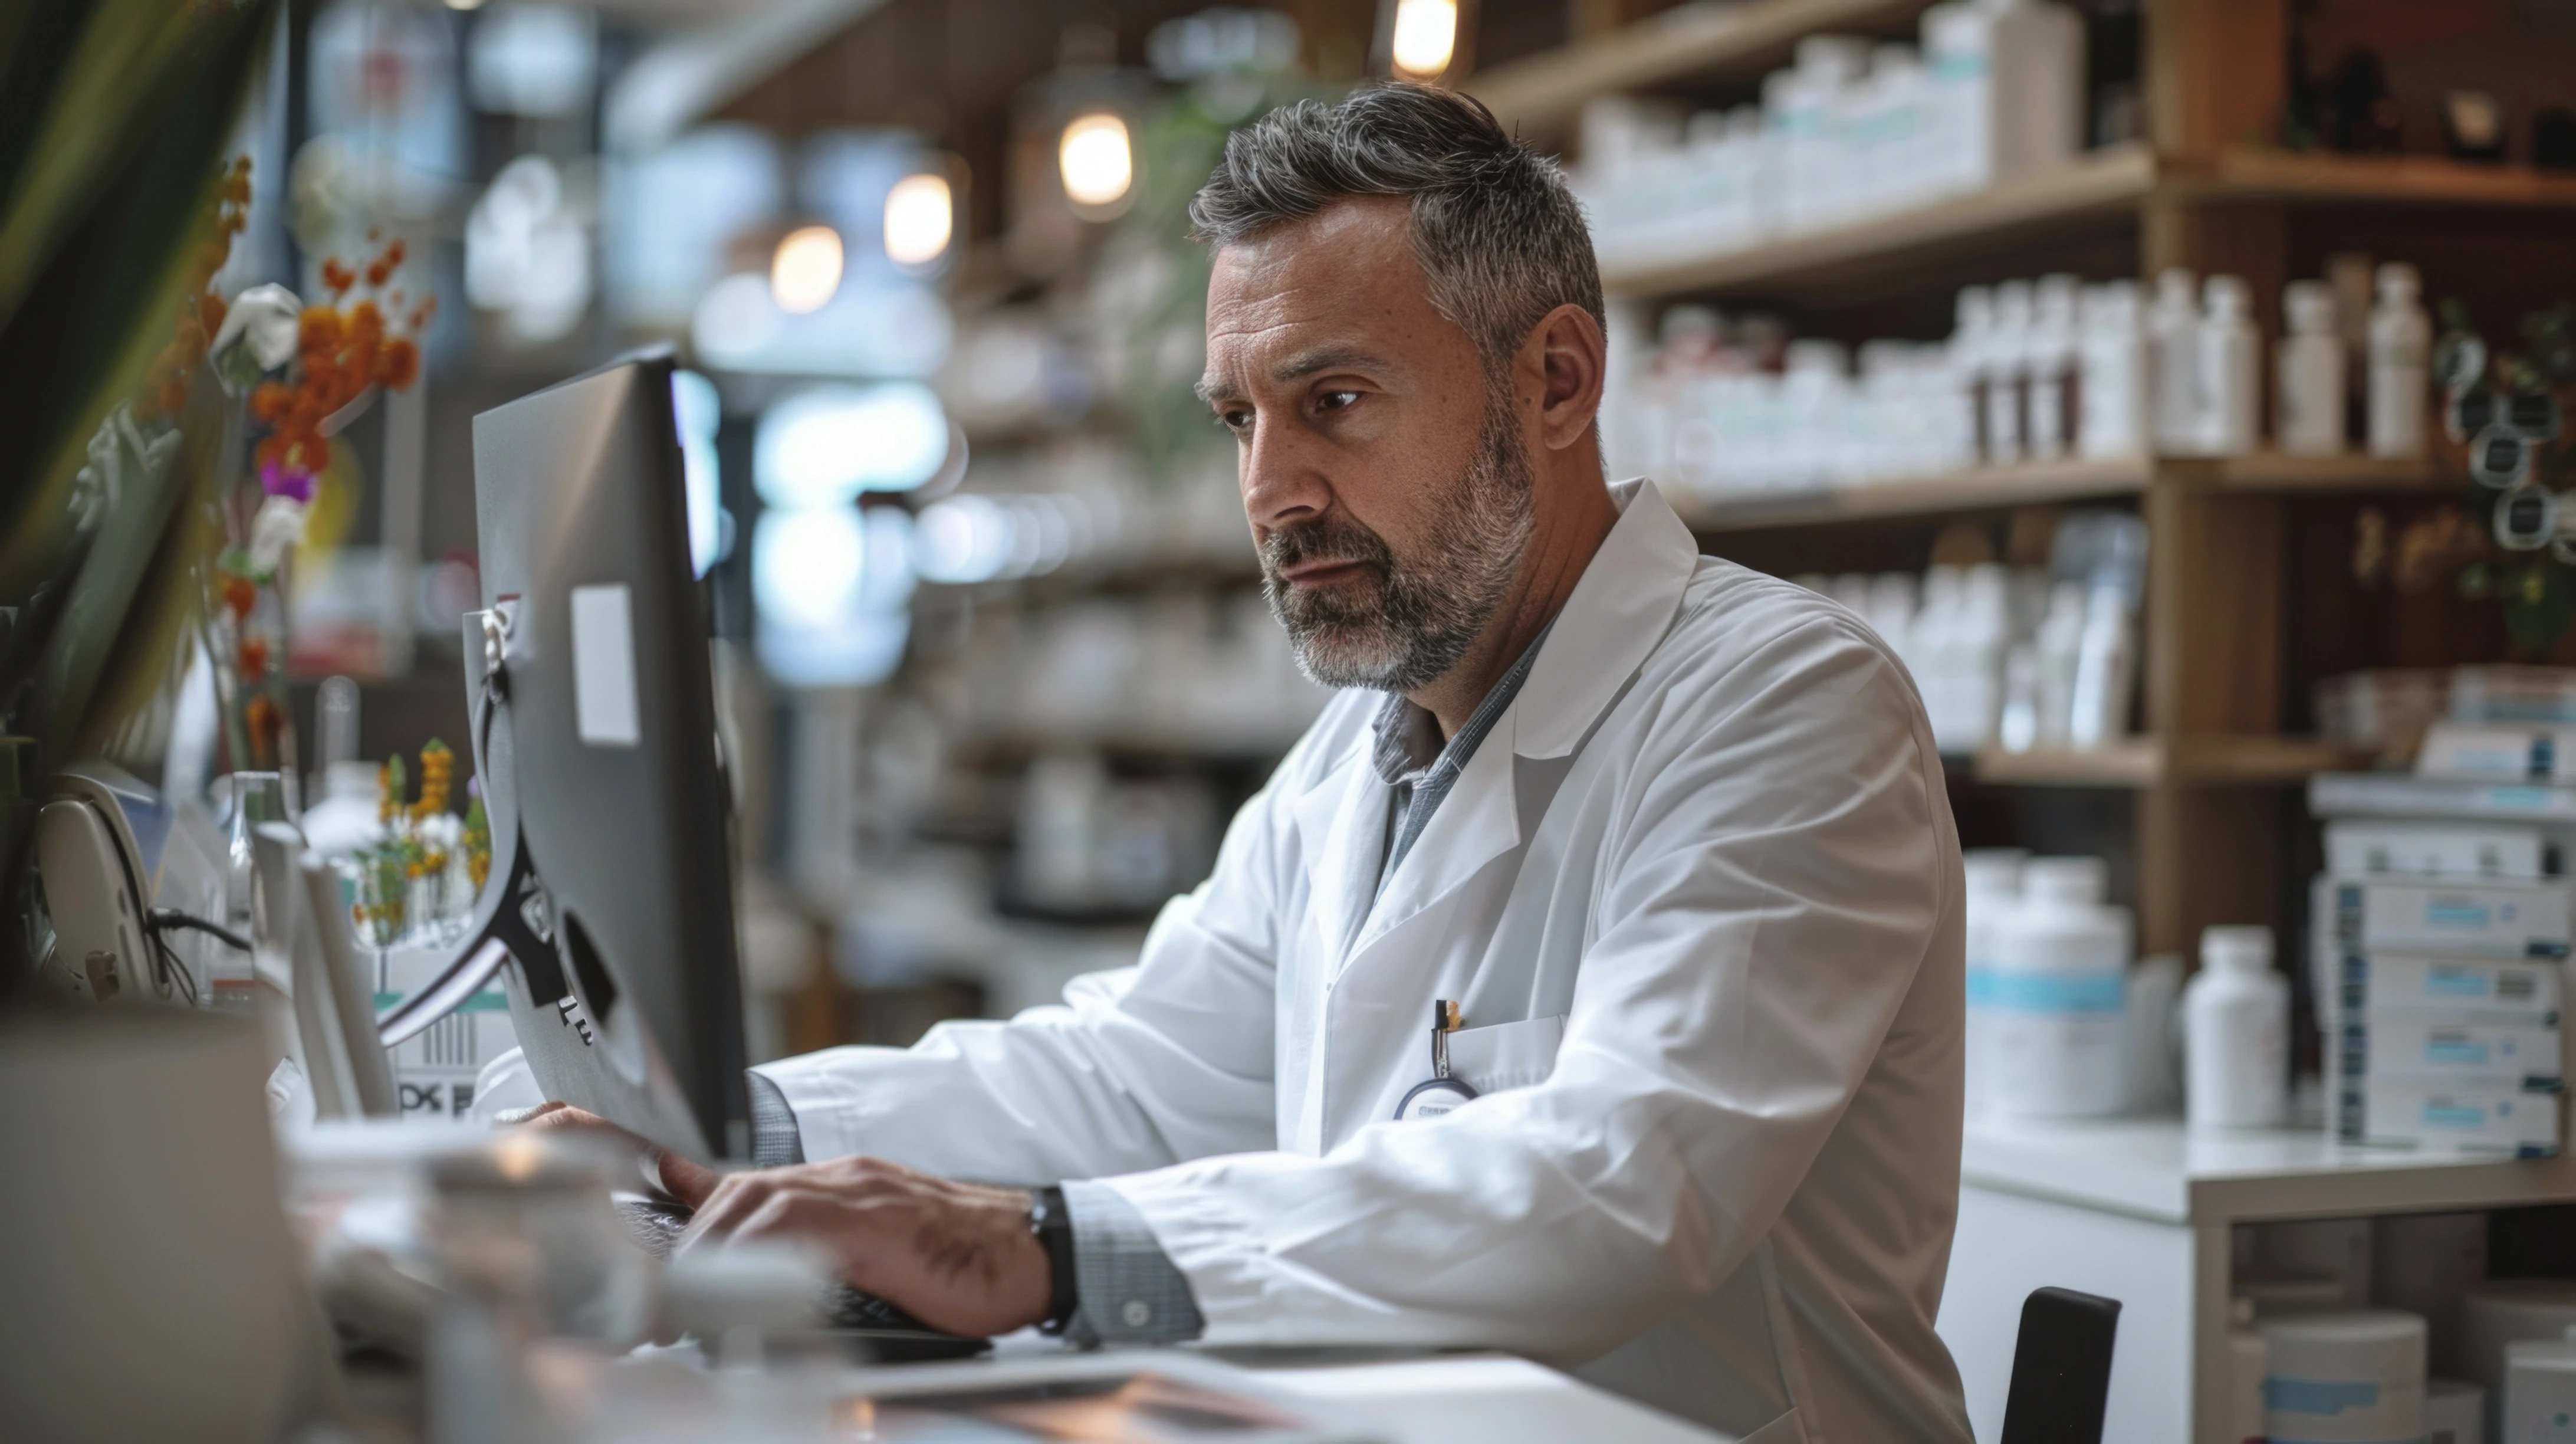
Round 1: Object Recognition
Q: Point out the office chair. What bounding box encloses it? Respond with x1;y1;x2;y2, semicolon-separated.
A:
2000;1286;2122;1444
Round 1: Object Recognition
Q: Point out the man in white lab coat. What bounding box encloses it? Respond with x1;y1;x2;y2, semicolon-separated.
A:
548;83;1973;1442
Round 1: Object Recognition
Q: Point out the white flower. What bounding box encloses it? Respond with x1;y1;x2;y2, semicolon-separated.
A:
216;283;303;372
248;494;309;577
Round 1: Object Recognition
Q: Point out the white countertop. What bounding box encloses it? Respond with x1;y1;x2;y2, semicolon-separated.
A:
842;1349;1730;1444
1963;1115;2576;1223
1250;1354;1727;1444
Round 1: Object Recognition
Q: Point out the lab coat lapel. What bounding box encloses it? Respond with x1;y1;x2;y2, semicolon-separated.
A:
1355;710;1523;949
1346;481;1701;956
1512;477;1704;762
1289;728;1387;970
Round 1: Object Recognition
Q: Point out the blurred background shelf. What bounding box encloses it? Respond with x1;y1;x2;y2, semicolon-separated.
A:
1601;146;2576;303
1677;457;2150;532
2197;452;2443;492
1973;737;2368;789
1672;452;2440;534
1599;144;2156;301
2172;148;2576;208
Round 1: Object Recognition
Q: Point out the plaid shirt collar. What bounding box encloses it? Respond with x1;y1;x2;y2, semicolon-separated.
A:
1367;617;1558;793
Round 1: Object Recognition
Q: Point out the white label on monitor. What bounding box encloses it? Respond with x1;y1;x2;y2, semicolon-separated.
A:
569;585;642;747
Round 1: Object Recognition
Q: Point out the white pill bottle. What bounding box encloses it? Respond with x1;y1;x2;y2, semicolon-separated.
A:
2185;924;2289;1131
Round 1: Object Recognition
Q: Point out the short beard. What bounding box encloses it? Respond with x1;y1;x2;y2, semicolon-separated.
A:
1259;383;1536;693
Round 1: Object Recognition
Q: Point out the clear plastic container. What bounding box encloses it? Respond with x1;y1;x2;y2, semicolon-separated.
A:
2315;670;2450;766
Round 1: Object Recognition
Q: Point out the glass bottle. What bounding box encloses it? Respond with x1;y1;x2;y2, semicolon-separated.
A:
215;770;286;1016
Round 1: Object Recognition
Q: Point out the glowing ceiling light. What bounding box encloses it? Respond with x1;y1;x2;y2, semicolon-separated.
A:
1390;0;1458;77
883;172;953;268
753;507;865;631
754;383;952;507
1059;111;1133;212
769;224;843;314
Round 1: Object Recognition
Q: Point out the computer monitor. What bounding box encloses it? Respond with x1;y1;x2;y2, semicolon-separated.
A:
400;350;750;1161
249;821;398;1119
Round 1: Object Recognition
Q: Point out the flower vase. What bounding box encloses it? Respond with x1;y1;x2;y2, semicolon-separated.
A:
207;563;297;798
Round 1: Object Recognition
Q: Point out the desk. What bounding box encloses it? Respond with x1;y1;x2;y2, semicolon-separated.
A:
1936;1117;2576;1444
849;1350;1736;1443
1189;1353;1729;1444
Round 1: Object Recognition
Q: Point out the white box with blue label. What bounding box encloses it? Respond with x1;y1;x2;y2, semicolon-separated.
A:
2341;1075;2561;1154
2324;877;2571;959
2347;1016;2562;1085
2324;819;2548;881
2337;953;2564;1018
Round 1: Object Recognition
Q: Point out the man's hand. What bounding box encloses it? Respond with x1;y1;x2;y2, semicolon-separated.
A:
677;1155;1052;1340
510;1101;722;1209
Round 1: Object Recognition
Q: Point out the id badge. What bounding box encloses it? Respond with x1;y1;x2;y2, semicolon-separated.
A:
1394;1075;1477;1121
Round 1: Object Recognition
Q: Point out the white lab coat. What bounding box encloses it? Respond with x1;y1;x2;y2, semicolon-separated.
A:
761;478;1973;1443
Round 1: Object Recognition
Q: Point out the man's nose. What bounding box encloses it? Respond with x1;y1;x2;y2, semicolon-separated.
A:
1240;416;1331;533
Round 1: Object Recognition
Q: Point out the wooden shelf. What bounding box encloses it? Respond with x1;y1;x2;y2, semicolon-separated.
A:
1675;457;2150;533
1598;147;2576;302
2199;451;2443;492
1600;145;2156;300
2171;149;2576;209
1971;736;2367;788
1468;0;1936;144
1671;452;2440;533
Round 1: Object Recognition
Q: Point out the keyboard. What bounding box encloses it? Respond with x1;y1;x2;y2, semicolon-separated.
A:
613;1197;987;1360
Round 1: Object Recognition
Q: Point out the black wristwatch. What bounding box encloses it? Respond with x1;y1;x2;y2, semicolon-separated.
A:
1029;1184;1079;1335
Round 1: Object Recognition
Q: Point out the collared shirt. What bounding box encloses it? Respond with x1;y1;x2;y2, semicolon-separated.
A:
1369;618;1556;895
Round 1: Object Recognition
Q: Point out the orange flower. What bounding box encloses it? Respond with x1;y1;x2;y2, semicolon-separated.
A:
221;573;257;618
257;234;432;483
300;306;342;353
379;337;419;390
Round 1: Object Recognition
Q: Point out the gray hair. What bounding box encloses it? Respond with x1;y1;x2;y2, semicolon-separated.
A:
1188;83;1604;371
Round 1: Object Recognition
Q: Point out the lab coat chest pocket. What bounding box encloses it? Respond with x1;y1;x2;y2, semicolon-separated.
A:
1444;1014;1565;1096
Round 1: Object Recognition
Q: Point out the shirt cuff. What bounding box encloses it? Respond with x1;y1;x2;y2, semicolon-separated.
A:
1059;1178;1206;1347
747;1071;807;1168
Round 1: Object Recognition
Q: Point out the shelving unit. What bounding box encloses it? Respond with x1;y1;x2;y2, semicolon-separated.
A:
1493;0;2576;970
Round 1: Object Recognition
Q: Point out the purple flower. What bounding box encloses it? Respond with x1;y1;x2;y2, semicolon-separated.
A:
261;460;315;503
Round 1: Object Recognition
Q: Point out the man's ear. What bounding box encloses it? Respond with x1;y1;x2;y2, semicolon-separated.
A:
1525;303;1606;454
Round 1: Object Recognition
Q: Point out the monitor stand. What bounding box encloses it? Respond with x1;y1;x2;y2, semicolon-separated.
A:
378;606;573;1049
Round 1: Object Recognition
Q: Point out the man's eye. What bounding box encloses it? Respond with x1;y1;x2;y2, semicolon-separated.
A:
1217;408;1253;433
1316;390;1361;412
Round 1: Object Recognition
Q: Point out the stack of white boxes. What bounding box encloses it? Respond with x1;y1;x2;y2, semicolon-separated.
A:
2314;823;2567;1155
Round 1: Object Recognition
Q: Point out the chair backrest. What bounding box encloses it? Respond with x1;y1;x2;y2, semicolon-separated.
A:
2000;1285;2122;1444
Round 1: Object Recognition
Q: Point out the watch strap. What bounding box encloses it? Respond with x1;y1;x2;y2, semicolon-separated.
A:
1030;1184;1079;1334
